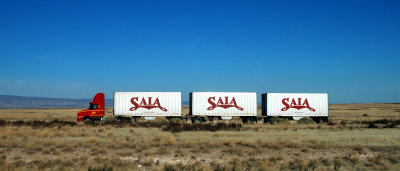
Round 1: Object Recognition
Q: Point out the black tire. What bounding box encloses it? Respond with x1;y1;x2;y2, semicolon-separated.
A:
208;117;217;121
118;117;132;122
315;117;328;123
192;117;202;124
242;117;256;123
264;117;272;123
83;117;91;122
247;117;256;123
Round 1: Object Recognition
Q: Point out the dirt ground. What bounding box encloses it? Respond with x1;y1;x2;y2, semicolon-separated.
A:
0;103;400;170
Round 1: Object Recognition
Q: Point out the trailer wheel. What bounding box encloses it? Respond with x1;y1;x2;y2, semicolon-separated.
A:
247;117;256;123
320;117;328;123
118;117;132;122
208;116;217;121
264;117;272;123
315;117;327;124
317;117;323;124
192;117;202;124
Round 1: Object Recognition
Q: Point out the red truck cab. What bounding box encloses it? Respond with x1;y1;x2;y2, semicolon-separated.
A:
77;93;105;122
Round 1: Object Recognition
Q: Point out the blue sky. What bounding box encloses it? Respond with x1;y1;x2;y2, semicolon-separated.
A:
0;0;399;103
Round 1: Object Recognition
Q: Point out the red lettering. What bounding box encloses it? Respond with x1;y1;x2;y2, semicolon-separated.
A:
207;97;217;110
153;98;160;107
302;98;310;107
130;97;139;111
281;98;290;111
290;99;297;106
207;96;243;111
129;97;167;111
140;97;147;106
229;97;236;105
281;98;315;112
217;97;224;105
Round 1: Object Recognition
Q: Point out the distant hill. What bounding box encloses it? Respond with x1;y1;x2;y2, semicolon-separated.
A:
0;95;114;109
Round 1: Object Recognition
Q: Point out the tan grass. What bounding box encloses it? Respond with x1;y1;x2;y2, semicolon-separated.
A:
165;137;176;146
88;136;96;143
0;104;399;170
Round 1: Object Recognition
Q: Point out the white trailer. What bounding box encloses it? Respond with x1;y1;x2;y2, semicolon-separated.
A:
262;93;329;122
190;92;258;123
114;92;182;120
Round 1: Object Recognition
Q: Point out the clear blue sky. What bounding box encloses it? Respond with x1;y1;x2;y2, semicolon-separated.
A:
0;0;399;103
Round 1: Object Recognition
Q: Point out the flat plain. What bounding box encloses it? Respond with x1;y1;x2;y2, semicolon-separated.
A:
0;103;400;170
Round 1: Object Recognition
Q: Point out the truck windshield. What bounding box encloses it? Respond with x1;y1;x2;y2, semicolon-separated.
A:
89;104;98;110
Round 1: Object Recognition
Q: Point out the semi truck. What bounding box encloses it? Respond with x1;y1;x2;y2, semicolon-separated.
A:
77;92;329;123
77;93;105;122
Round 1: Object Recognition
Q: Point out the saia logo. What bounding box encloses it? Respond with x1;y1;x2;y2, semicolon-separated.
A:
281;98;315;111
130;97;167;111
207;97;244;110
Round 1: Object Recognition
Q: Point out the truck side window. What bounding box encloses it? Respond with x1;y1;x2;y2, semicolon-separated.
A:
90;104;98;110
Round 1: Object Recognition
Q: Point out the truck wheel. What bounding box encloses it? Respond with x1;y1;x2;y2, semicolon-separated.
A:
83;117;91;122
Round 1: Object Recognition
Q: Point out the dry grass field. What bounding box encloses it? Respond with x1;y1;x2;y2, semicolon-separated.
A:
0;103;400;170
